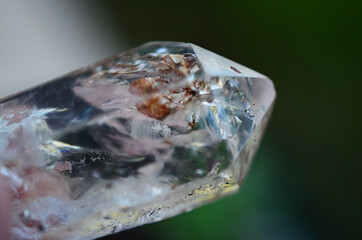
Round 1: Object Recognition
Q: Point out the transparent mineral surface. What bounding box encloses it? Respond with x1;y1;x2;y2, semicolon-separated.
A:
0;42;275;240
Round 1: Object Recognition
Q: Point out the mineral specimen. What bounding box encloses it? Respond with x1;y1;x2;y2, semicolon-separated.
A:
0;42;276;240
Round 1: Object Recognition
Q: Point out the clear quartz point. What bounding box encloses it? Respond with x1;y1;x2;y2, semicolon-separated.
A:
0;42;275;240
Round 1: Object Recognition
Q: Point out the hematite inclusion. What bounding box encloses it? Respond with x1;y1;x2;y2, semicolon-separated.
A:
0;42;275;240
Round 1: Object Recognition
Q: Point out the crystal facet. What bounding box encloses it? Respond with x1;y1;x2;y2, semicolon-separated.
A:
0;42;276;240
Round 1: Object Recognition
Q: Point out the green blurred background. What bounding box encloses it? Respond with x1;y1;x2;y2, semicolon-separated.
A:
99;0;361;239
1;0;360;239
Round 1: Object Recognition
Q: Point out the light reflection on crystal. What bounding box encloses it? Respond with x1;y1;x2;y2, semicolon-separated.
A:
0;42;275;240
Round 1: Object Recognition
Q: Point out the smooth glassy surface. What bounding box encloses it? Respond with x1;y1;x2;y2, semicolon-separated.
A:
0;42;275;240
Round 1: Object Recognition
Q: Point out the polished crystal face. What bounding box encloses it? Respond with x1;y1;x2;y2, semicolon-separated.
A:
0;42;275;240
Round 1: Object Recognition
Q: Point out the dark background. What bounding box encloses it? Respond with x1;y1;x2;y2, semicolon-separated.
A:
1;0;361;239
99;1;361;239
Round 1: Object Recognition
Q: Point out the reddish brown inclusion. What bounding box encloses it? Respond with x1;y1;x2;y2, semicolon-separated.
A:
129;54;202;122
136;96;175;121
129;78;159;96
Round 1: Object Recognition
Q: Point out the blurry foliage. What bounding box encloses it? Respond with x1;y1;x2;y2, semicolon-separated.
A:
98;0;361;239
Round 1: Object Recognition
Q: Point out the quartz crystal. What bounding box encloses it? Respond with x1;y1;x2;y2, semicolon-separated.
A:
0;42;275;240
